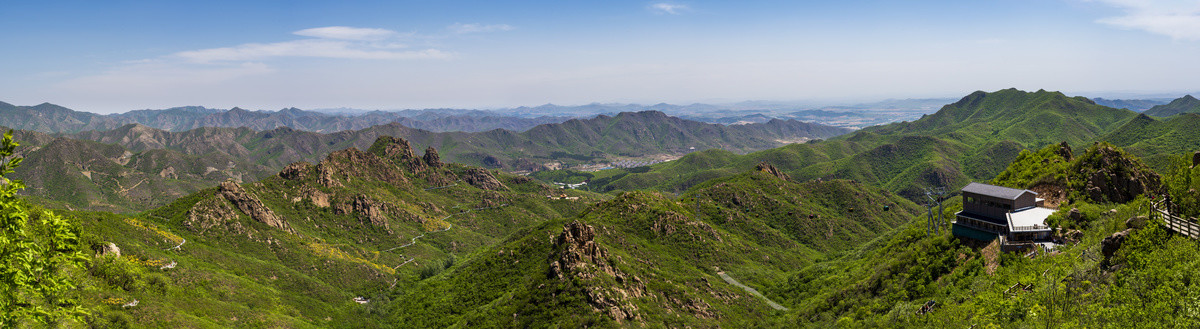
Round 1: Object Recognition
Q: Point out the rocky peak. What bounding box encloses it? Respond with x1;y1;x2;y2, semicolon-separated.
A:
370;135;417;159
218;180;294;233
279;161;314;180
755;161;790;181
462;168;507;190
423;146;443;167
1054;141;1073;161
549;220;645;323
318;147;408;186
368;135;428;172
1073;143;1162;203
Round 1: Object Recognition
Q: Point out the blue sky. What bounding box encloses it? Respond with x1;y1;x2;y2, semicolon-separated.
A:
2;0;1199;113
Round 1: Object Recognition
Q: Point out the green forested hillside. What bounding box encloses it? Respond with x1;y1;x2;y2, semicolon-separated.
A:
767;144;1197;327
572;89;1139;199
13;136;605;327
1143;95;1200;117
381;168;920;327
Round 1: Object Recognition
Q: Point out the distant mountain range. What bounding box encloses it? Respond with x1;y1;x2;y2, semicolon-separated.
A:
0;101;572;133
1143;95;1200;117
1090;97;1169;111
0;97;969;134
7;110;851;212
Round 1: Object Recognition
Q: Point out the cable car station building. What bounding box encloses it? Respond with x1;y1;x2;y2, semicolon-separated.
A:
952;182;1054;242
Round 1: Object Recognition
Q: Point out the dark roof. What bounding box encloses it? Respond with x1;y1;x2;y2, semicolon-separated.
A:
961;182;1037;200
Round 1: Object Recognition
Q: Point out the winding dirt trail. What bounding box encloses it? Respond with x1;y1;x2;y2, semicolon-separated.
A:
716;270;789;311
383;203;510;269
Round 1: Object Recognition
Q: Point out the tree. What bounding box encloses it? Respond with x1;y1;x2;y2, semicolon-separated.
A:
0;130;87;326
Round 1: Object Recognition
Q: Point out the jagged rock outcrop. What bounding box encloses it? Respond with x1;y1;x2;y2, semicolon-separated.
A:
279;161;314;180
755;161;790;181
334;195;396;232
1054;141;1073;161
549;220;646;323
218;180;294;233
1193;151;1199;168
369;136;427;172
1074;143;1162;203
317;148;407;187
423;146;443;167
463;168;507;190
317;163;342;188
290;186;330;208
185;195;247;235
373;135;417;159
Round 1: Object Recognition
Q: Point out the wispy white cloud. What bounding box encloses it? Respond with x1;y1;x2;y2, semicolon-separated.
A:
448;23;515;34
293;26;398;41
175;26;447;63
174;39;446;63
1091;0;1200;40
650;3;688;15
57;26;450;97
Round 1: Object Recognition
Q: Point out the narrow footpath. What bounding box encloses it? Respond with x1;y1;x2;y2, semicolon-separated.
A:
716;270;789;311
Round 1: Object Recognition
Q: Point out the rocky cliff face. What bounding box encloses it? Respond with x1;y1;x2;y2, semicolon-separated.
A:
462;168;507;191
549;220;646;323
1073;143;1162;203
333;195;401;233
218;180;294;233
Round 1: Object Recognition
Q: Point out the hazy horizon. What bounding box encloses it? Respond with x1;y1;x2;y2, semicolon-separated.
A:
3;0;1200;114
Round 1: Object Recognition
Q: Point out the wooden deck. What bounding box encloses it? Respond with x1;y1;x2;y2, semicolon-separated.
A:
1153;200;1200;239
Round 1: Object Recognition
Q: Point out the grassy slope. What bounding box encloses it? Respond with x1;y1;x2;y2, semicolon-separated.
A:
60;139;604;327
382;170;922;327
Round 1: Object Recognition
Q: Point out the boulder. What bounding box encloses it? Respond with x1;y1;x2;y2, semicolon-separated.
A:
1069;208;1083;222
1193;151;1200;168
100;242;121;257
1101;229;1131;264
1125;216;1148;230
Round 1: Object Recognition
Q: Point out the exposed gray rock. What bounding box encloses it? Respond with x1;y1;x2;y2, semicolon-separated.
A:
218;180;294;233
